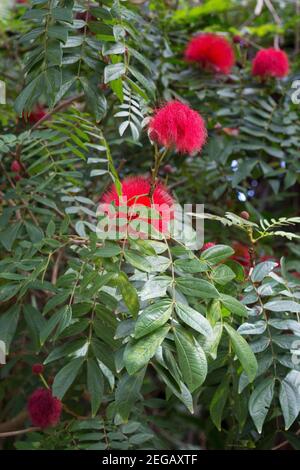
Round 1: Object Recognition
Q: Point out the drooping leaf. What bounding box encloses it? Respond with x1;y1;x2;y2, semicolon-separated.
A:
52;357;84;399
134;298;173;339
174;328;207;392
176;278;219;299
175;302;212;338
220;294;248;317
210;376;230;430
279;370;300;430
224;324;258;382
87;358;104;417
249;378;275;433
117;272;140;319
201;244;234;264
124;326;169;375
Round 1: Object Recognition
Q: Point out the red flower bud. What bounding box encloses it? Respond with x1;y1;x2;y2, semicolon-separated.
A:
240;211;250;220
11;160;21;173
233;35;242;44
32;363;44;375
163;164;174;174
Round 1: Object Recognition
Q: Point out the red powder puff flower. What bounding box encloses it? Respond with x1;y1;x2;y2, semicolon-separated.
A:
28;388;62;428
100;176;174;236
32;363;44;375
148;101;207;155
231;241;251;272
252;48;289;79
201;242;216;252
184;33;235;74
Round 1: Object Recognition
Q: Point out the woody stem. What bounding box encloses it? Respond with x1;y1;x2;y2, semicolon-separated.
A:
149;146;167;198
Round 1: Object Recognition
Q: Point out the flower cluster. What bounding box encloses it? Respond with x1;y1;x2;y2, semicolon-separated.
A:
10;160;23;181
100;176;174;235
184;32;290;80
251;48;289;79
148;101;207;156
27;388;62;428
184;33;235;74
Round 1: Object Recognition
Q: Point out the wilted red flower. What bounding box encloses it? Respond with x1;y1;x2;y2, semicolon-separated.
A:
24;104;47;124
252;48;289;78
27;388;62;428
233;35;249;48
75;11;94;21
231;241;251;271
148;101;207;155
11;160;21;173
184;33;235;74
201;242;216;252
32;363;44;375
100;176;174;235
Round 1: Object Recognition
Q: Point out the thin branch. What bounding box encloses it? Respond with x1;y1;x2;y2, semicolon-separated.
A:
51;249;64;285
30;93;84;132
0;410;28;433
254;0;282;48
0;427;40;438
264;0;282;48
272;429;300;450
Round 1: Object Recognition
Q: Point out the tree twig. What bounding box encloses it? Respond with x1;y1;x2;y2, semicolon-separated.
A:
0;427;40;438
272;429;300;450
30;93;84;132
0;410;28;433
51;249;64;285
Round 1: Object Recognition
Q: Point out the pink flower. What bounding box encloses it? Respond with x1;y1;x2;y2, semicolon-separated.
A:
201;242;216;252
148;101;207;155
27;388;62;428
252;48;289;78
32;364;44;375
184;33;235;74
100;176;174;235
